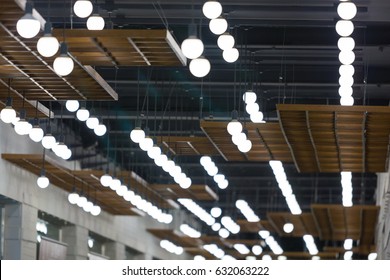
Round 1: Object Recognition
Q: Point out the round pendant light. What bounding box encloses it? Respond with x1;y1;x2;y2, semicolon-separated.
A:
86;116;99;129
77;196;87;208
139;136;154;151
227;120;242;136
245;102;260;115
65;100;80;112
181;36;204;59
109;178;121;191
337;2;357;20
94;123;107;136
339;65;355;77
130;127;145;143
29;123;44;143
212;223;221;231
339;50;355;65
53;43;74;76
337;37;355;51
73;0;93;18
0;97;16;124
238;139;252;153
42;133;56;149
242;90;257;104
189;56;211;78
211;207;222;218
14;114;32;136
338;86;353;97
217;33;235;50
76;107;90;121
180;177;192;189
209;17;228;35
250;111;264;123
16;2;41;39
339;75;354;87
37;22;59;58
232;132;247;146
61;148;72;160
202;1;223;19
222;48;239;63
335;20;354;37
68;190;80;205
87;14;105;30
37;169;49;189
91;205;101;216
100;173;112;187
283;222;294;233
340;96;354;106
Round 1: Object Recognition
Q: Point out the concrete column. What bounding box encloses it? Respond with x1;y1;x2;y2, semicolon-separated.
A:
3;203;38;260
62;225;88;260
105;241;126;260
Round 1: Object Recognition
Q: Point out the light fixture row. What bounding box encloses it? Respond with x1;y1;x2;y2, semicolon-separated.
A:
303;234;319;255
200;156;229;189
65;100;107;136
341;171;353;207
68;190;102;216
243;90;265;123
178;198;215;226
100;172;173;224
235;199;260;222
258;230;284;256
203;1;239;63
160;240;184;255
336;1;357;106
130;127;192;189
203;244;225;259
73;0;105;30
226;110;252;153
269;160;302;215
179;224;202;238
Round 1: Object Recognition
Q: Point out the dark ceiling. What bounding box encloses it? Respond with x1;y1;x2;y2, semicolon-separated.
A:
4;0;389;257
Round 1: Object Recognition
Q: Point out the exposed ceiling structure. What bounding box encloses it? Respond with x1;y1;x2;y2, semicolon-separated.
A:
1;0;389;259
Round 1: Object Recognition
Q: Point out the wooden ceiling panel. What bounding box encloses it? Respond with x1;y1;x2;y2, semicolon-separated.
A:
52;29;186;67
277;104;390;172
157;136;219;156
200;121;293;162
149;183;218;202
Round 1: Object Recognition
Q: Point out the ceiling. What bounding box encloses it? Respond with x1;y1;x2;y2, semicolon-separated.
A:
1;0;389;259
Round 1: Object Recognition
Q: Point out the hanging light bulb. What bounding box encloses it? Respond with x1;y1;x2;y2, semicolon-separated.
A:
65;100;80;112
139;136;154;151
53;42;74;76
337;2;357;20
16;2;41;39
53;142;67;158
340;96;354;106
283;223;294;233
37;22;59;58
37;169;50;189
180;177;192;189
250;111;264;123
339;75;354;87
242;90;257;104
339;65;355;77
73;0;93;18
61;148;72;160
245;102;260;115
130;127;145;143
68;187;80;204
83;200;94;212
189;56;211;78
100;173;112;187
76;195;87;208
87;14;105;30
217;33;235;50
337;37;355;52
1;97;17;124
232;132;247;146
14;110;32;136
109;178;121;191
335;20;354;37
339;50;355;65
202;1;223;19
94;123;107;136
29;119;44;142
338;86;353;97
209;16;228;35
76;107;90;121
42;127;56;149
86;116;99;129
238;139;252;153
223;48;239;63
90;205;101;216
181;36;204;60
227;110;242;136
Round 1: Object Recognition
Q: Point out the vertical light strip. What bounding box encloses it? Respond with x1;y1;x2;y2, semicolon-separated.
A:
269;160;302;215
336;1;357;106
341;171;353;207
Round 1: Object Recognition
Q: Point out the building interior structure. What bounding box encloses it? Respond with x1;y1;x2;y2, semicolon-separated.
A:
0;0;390;260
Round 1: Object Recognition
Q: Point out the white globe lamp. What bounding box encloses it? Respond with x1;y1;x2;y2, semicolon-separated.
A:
0;98;16;124
222;48;239;63
87;14;105;30
37;22;59;58
202;1;223;19
337;2;357;20
130;127;145;143
209;17;228;35
189;56;211;78
65;100;80;112
217;33;235;50
76;107;90;121
53;43;74;76
73;0;93;18
16;3;41;39
335;20;354;37
181;36;204;59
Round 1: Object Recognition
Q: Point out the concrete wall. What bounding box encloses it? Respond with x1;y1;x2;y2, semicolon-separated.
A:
376;171;390;260
0;121;190;260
